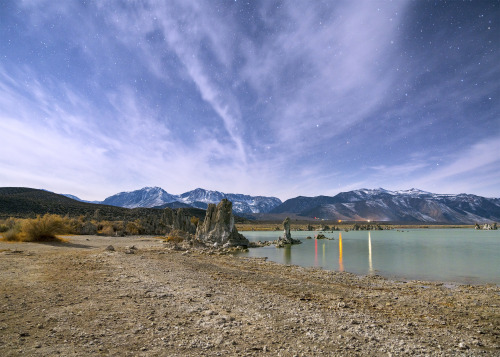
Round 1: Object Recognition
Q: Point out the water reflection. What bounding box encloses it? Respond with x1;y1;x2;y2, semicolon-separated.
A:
284;244;291;264
322;242;326;266
314;239;318;266
339;232;344;272
368;232;374;274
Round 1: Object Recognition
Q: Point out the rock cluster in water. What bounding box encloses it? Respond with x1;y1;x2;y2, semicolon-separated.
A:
195;199;249;248
475;222;497;230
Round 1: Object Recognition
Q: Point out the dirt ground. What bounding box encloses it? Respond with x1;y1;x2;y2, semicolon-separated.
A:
1;235;499;356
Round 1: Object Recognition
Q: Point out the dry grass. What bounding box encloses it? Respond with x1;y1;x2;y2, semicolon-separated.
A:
21;214;67;242
165;229;192;243
0;214;68;242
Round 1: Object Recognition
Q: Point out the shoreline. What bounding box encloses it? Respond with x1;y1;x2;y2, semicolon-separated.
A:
1;235;499;355
236;223;477;231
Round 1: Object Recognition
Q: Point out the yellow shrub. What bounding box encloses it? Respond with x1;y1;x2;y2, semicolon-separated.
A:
190;216;199;227
166;235;184;243
21;214;68;242
100;224;115;236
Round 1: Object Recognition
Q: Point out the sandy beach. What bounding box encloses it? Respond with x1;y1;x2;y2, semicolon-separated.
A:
1;235;499;356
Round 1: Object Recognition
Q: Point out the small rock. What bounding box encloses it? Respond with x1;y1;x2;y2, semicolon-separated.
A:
458;342;469;350
105;245;115;252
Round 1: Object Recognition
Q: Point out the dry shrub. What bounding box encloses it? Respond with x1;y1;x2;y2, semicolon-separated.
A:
190;216;199;227
21;214;68;242
126;220;144;235
2;227;22;241
0;217;19;233
100;224;116;236
166;229;191;243
166;235;184;243
1;218;24;241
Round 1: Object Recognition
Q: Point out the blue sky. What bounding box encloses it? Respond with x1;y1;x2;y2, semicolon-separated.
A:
0;0;499;201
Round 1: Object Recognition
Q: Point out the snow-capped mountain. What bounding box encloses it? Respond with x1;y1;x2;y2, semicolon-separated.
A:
101;187;178;209
178;188;282;214
97;187;282;214
271;188;500;223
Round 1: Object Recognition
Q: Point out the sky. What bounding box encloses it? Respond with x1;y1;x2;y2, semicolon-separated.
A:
0;0;499;201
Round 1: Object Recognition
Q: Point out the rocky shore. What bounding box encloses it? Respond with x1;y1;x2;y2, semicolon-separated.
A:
1;235;499;356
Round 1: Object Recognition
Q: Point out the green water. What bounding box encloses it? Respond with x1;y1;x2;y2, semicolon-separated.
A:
239;229;500;284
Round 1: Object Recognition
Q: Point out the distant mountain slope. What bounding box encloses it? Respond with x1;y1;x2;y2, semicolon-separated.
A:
100;187;282;214
62;194;101;204
271;188;500;223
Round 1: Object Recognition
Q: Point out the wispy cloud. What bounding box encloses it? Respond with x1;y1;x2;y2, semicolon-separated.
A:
1;1;499;200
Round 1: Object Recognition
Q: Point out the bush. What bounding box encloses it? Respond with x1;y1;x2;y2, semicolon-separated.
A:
21;214;68;242
166;229;191;243
1;219;23;241
100;224;116;236
126;220;144;235
190;216;199;227
166;235;184;243
2;227;22;241
0;224;8;233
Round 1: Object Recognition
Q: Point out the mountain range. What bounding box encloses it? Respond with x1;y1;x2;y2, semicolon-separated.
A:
66;187;282;215
271;188;500;223
61;186;500;224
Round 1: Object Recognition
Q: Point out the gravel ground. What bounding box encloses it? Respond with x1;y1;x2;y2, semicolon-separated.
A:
0;235;499;356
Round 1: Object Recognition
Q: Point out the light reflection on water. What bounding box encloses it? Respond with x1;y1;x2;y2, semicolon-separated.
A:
239;229;500;284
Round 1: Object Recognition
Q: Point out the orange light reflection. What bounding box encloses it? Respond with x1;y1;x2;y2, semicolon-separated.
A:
338;232;344;272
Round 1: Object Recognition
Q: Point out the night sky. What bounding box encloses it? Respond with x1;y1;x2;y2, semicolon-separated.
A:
1;1;499;201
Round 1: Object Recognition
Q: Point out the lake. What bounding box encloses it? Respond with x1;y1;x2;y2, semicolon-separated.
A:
238;229;500;285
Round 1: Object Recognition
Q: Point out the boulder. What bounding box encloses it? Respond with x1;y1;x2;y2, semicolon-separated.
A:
195;199;249;247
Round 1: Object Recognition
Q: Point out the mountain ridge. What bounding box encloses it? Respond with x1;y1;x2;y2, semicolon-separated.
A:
83;187;282;215
271;188;500;223
60;186;500;223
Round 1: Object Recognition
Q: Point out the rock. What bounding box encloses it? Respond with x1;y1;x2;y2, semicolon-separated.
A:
316;234;326;239
105;245;115;252
195;199;249;248
458;342;469;349
283;217;292;241
275;217;301;247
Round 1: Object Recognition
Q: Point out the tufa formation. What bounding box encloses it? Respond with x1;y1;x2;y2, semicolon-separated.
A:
276;217;301;247
195;199;249;248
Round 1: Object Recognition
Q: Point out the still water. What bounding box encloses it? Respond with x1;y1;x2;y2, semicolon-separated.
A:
239;229;500;285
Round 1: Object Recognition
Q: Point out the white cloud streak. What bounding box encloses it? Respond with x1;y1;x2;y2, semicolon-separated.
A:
1;1;498;200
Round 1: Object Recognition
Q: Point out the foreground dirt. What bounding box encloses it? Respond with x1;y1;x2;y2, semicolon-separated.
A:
0;236;499;356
